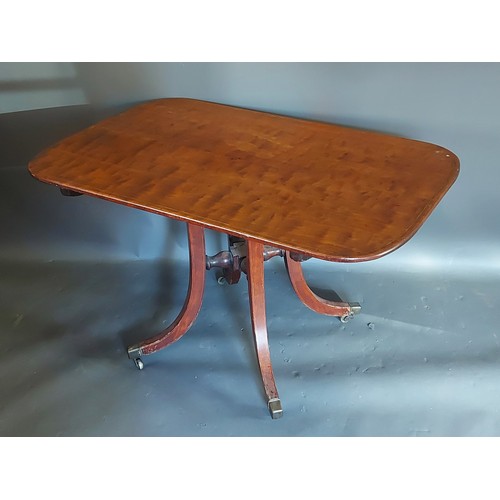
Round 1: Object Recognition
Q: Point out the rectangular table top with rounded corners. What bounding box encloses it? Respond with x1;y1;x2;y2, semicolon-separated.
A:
29;98;459;262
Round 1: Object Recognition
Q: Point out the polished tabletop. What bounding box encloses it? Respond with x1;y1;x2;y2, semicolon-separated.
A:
29;98;459;262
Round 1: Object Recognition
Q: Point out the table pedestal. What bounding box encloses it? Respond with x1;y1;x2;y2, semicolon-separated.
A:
127;222;361;419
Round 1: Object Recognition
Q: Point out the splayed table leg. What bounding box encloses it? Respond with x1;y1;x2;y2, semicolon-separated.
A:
127;223;206;368
246;239;283;419
285;251;361;323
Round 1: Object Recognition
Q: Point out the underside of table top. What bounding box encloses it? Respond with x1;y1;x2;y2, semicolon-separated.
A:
28;98;459;262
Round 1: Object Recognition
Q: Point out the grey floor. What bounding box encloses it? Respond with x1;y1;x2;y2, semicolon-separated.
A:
1;256;499;436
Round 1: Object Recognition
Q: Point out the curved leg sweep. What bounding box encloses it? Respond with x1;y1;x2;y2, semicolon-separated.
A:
285;251;361;322
127;223;206;367
247;240;283;419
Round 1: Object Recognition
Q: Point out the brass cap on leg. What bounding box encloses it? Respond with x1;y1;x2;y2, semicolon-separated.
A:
268;398;283;419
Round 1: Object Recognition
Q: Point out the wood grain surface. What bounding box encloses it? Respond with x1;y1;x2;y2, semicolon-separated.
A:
285;250;352;317
28;98;459;262
132;223;206;356
247;239;280;404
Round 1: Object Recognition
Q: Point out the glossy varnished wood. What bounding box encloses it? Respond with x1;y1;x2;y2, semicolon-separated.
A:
246;239;281;416
285;251;352;317
29;98;459;262
128;223;206;356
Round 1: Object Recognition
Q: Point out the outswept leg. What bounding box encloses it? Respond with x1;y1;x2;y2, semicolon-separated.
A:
285;251;361;322
246;239;283;419
127;223;206;368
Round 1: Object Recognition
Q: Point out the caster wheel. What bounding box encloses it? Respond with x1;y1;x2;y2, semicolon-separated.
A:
340;313;353;323
134;358;144;370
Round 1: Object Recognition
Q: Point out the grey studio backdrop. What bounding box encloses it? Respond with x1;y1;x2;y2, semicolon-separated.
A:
1;62;499;436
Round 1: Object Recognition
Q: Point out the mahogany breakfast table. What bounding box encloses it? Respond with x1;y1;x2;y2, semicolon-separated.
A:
29;98;459;419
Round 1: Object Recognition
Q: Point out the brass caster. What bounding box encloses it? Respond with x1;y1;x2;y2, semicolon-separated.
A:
340;313;353;323
340;302;361;323
128;346;144;370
